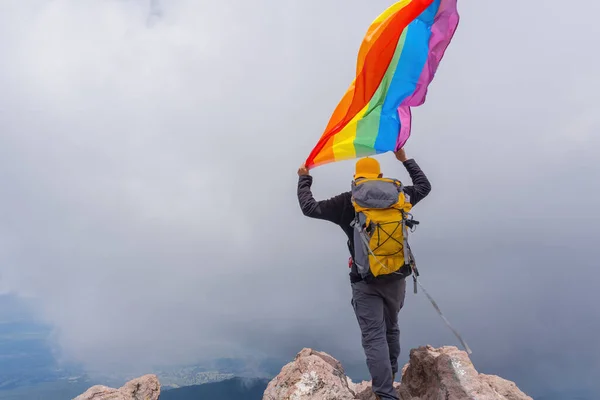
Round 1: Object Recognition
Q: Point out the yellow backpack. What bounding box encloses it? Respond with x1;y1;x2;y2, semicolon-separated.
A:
350;177;418;280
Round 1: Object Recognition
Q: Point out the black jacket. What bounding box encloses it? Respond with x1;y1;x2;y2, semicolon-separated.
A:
297;159;432;282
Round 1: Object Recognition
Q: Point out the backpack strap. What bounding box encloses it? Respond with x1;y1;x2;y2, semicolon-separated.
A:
401;210;410;268
412;272;473;355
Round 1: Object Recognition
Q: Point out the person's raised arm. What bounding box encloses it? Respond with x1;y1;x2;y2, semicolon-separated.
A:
394;149;431;206
297;164;346;224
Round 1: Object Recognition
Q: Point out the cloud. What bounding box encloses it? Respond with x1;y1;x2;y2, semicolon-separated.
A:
1;0;599;395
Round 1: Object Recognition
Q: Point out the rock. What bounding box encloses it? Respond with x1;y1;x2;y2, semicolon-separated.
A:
480;374;533;400
262;348;357;400
263;346;532;400
401;346;532;400
73;374;160;400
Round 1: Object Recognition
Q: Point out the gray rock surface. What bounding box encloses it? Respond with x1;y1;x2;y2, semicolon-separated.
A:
73;374;160;400
400;345;533;400
263;345;532;400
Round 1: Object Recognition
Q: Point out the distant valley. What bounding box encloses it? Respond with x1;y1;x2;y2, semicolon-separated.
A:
161;377;269;400
0;295;276;400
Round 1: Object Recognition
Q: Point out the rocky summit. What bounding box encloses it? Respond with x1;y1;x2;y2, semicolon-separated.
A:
262;346;533;400
73;345;532;400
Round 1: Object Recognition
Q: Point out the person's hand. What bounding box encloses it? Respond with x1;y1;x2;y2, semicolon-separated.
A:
298;164;310;176
394;148;408;162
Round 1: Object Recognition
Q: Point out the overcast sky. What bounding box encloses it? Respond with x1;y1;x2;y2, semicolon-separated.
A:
1;0;599;396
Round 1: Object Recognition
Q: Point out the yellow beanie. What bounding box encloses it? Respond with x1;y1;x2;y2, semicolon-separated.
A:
354;157;381;179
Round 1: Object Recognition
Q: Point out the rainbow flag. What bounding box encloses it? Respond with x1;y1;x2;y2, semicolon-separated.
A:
306;0;459;168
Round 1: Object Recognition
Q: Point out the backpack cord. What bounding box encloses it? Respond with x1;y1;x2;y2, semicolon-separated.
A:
412;273;473;355
358;228;473;354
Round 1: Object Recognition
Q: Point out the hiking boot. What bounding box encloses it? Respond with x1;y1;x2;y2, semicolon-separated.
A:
373;374;396;400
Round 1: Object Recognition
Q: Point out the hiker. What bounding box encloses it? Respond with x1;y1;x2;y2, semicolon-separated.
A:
297;148;431;400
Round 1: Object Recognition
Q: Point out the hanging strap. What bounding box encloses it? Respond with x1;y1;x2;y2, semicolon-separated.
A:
412;272;472;355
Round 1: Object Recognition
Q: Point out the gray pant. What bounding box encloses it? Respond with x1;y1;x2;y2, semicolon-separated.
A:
351;278;406;400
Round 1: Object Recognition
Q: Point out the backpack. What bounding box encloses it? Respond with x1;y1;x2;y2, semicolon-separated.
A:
350;176;419;281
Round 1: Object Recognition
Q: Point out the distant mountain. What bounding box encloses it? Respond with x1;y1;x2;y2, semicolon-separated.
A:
161;377;269;400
